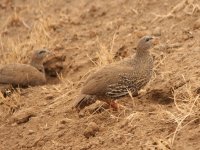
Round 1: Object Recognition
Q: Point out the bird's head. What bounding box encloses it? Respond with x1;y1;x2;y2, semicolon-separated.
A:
136;36;154;52
30;49;52;72
33;49;51;60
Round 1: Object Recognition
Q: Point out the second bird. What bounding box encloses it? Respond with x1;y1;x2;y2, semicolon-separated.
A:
74;36;155;111
0;49;51;91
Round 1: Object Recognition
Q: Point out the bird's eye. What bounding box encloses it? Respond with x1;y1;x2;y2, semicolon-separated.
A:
38;50;46;54
145;38;150;42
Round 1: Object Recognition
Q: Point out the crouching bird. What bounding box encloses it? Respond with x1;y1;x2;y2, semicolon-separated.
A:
73;36;156;112
0;49;52;96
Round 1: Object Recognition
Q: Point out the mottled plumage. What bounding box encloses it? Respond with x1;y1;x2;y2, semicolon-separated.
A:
74;36;154;111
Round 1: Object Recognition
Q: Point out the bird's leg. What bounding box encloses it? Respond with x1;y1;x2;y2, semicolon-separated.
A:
109;101;118;110
107;101;126;111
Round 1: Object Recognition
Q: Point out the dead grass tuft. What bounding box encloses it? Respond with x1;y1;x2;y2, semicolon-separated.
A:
95;33;118;67
168;81;200;147
152;0;200;22
0;91;23;117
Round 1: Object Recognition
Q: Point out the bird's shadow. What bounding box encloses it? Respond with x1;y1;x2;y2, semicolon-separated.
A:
77;89;174;116
145;89;174;105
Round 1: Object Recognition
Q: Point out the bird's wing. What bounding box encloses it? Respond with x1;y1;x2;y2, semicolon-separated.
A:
0;64;46;86
105;74;138;98
81;65;134;96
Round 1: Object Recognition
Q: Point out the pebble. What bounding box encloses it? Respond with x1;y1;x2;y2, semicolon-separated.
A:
83;122;100;138
193;18;200;29
11;108;36;125
28;130;35;135
152;27;161;36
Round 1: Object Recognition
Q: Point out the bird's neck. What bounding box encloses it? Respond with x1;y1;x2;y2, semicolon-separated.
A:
30;60;45;73
133;49;153;69
135;49;150;58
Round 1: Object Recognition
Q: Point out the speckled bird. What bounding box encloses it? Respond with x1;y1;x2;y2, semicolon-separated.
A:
74;36;155;111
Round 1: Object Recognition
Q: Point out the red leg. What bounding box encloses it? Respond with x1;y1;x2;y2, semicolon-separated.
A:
109;101;119;110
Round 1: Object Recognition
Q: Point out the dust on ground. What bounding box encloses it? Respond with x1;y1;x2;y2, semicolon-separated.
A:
0;0;200;149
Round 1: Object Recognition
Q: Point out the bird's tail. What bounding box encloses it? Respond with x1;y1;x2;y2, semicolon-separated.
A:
73;94;97;112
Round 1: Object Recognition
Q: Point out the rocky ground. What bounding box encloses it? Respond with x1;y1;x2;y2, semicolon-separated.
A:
0;0;200;149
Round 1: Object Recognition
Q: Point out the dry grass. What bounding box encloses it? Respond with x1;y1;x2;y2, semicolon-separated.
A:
0;91;23;117
152;0;200;22
169;81;200;147
91;32;118;67
0;1;61;65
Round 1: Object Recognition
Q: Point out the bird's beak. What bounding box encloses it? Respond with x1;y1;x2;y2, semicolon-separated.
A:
43;50;56;63
47;50;56;57
46;50;53;55
149;37;154;40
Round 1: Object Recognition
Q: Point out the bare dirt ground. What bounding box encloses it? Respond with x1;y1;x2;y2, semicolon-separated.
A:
0;0;200;149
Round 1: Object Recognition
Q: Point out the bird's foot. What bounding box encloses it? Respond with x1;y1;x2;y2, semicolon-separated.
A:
109;101;126;111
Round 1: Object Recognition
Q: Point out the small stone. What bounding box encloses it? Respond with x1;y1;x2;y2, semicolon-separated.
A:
57;131;65;138
88;5;98;13
83;122;99;138
59;118;73;124
28;130;35;135
43;125;49;130
11;108;36;124
193;47;200;52
119;119;129;129
78;111;85;118
45;94;54;100
152;27;161;36
195;87;200;94
164;2;168;6
88;31;97;38
187;41;195;48
193;19;200;29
